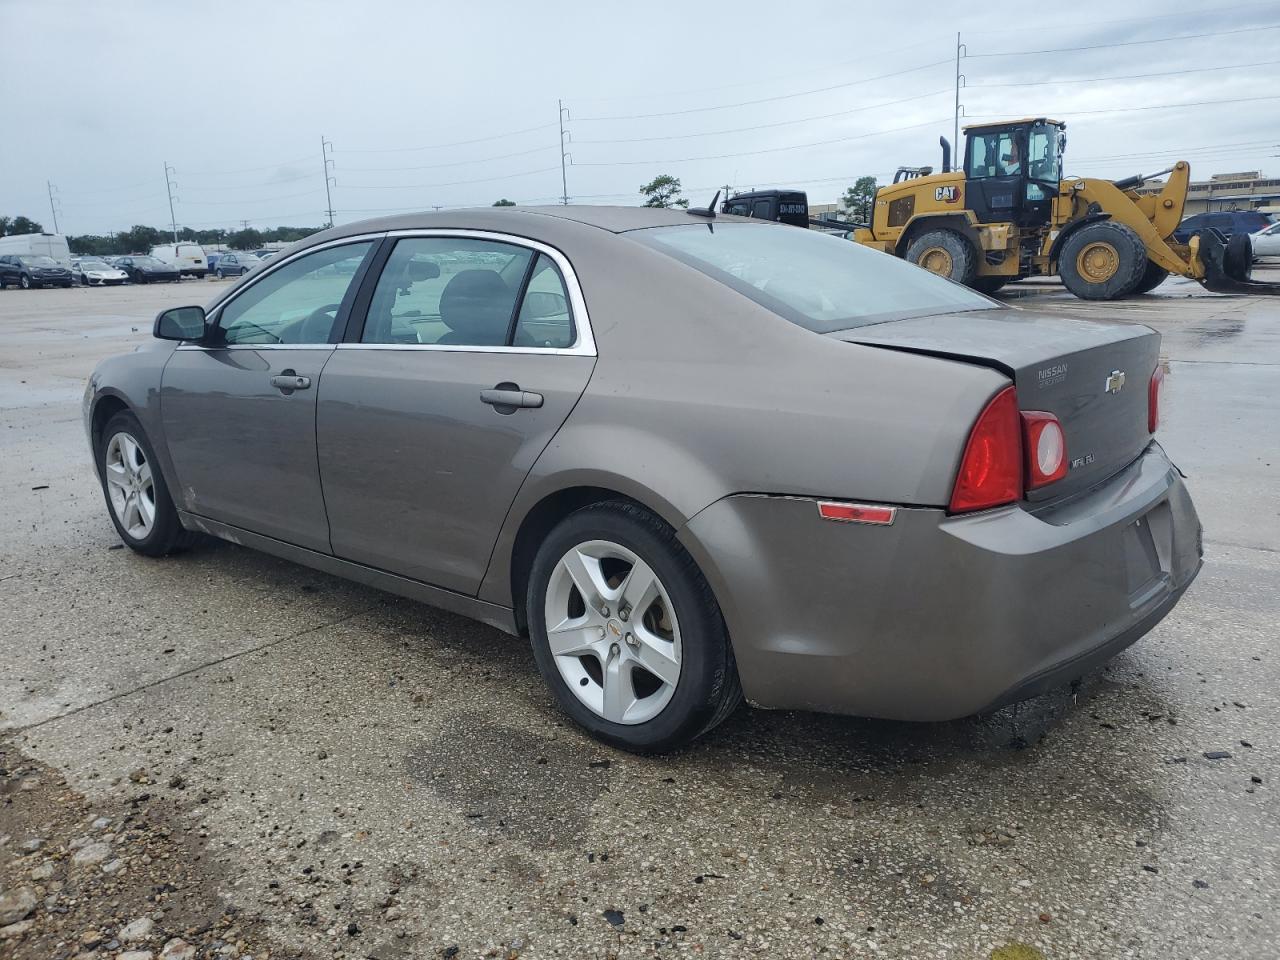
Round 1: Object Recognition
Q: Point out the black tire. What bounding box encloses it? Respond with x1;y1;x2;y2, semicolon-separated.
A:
61;281;72;288
96;410;194;557
971;276;1008;295
216;269;226;279
1224;233;1253;282
1058;221;1147;300
527;501;742;753
20;274;31;290
904;229;977;286
1131;260;1170;295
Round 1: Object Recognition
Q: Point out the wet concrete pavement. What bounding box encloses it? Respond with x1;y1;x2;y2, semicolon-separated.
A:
1;273;1277;959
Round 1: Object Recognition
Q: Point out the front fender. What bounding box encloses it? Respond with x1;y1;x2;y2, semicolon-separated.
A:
85;341;181;493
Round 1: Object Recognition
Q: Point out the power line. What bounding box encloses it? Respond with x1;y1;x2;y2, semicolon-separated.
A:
181;156;313;176
339;144;558;174
967;22;1280;57
339;165;562;191
573;117;951;167
575;58;952;122
577;89;952;145
968;59;1280;88
963;93;1280;120
336;122;559;155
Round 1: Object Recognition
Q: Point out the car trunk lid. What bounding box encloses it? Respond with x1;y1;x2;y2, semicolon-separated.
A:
830;308;1160;502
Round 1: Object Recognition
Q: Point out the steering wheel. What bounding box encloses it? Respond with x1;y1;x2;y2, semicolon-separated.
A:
291;303;341;343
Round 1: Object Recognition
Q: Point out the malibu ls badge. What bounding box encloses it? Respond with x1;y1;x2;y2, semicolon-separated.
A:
1104;370;1126;394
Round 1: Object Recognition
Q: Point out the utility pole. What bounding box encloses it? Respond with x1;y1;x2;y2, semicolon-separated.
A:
953;32;966;157
321;136;336;227
163;163;179;242
558;99;571;205
46;181;61;233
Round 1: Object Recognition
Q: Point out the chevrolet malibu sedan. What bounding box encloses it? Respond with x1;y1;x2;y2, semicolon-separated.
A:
83;207;1202;752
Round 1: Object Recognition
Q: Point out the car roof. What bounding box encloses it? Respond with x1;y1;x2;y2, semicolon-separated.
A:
319;205;758;240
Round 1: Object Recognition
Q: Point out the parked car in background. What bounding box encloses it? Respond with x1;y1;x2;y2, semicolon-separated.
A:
1173;210;1274;244
1251;221;1280;258
83;206;1202;751
250;249;280;262
206;252;222;275
77;258;129;286
0;232;73;268
0;254;74;288
115;255;181;284
150;243;209;278
213;252;262;278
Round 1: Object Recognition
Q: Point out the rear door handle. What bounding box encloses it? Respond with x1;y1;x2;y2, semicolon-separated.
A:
481;387;543;409
270;373;311;391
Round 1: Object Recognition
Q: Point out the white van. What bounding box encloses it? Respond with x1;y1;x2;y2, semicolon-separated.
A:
150;242;208;278
0;232;72;268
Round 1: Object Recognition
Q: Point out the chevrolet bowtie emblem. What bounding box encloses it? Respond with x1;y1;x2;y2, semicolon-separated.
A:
1104;370;1126;394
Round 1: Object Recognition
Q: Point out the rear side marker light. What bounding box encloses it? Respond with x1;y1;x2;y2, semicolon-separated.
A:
1021;411;1067;488
949;386;1022;514
817;501;897;525
1149;364;1164;433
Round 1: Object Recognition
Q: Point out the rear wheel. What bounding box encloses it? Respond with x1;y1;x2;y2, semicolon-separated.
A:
1224;233;1253;282
527;501;741;753
971;276;1009;295
1059;221;1147;300
1131;260;1170;295
96;411;193;557
904;229;977;286
216;268;226;279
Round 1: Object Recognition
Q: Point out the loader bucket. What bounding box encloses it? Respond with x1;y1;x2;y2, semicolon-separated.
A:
1197;229;1280;295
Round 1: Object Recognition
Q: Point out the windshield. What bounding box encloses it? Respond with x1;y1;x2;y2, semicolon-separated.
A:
1027;123;1061;183
81;259;110;270
634;223;995;332
135;257;165;267
20;256;59;267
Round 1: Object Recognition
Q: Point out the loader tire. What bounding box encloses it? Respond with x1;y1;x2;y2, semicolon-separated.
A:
971;276;1009;295
1131;260;1169;295
1224;233;1253;282
1059;221;1147;300
905;230;977;286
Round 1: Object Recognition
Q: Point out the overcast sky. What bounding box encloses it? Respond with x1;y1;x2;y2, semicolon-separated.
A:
3;0;1279;235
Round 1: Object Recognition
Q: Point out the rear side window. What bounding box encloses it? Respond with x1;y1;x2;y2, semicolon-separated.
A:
513;255;574;349
635;223;994;332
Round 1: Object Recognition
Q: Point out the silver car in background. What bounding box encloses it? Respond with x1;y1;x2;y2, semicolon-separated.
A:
83;207;1202;751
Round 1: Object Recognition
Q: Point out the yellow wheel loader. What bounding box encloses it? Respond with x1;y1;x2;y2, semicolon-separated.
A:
852;118;1277;299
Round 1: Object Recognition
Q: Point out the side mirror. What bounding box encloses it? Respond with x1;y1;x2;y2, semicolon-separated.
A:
154;305;207;342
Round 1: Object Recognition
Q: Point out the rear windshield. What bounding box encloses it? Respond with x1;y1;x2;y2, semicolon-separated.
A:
634;223;994;332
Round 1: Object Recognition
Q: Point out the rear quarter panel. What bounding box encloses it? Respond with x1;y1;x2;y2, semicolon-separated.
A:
478;234;1007;607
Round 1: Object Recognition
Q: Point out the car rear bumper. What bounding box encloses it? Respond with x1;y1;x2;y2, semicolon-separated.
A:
679;442;1202;720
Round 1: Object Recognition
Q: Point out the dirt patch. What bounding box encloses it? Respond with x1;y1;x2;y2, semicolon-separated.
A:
0;736;314;960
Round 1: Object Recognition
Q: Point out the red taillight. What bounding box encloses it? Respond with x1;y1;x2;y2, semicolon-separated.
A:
1148;364;1164;433
817;501;896;525
949;386;1022;513
1022;411;1067;488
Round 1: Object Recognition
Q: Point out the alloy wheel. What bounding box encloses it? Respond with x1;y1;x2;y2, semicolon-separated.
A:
544;539;682;725
104;431;156;540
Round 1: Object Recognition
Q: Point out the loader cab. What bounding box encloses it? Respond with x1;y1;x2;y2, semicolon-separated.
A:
963;118;1064;227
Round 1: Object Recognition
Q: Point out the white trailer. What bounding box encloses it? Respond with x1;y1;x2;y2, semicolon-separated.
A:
0;233;72;268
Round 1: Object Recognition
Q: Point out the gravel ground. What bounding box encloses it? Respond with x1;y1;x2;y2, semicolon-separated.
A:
1;270;1278;959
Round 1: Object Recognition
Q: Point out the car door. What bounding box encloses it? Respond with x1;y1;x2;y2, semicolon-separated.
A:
160;238;378;552
0;257;15;285
316;232;596;595
1256;222;1280;257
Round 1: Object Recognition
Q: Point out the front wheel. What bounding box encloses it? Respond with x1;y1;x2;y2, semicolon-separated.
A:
904;229;977;286
1131;260;1170;295
527;501;741;753
96;410;193;556
20;275;32;289
1059;221;1147;300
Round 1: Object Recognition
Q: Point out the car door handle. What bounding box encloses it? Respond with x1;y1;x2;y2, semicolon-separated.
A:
270;373;311;391
481;387;543;409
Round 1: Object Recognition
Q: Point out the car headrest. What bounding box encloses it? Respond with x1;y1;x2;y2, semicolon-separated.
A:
438;270;511;345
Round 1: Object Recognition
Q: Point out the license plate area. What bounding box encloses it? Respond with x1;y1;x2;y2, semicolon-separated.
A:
1124;501;1173;609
